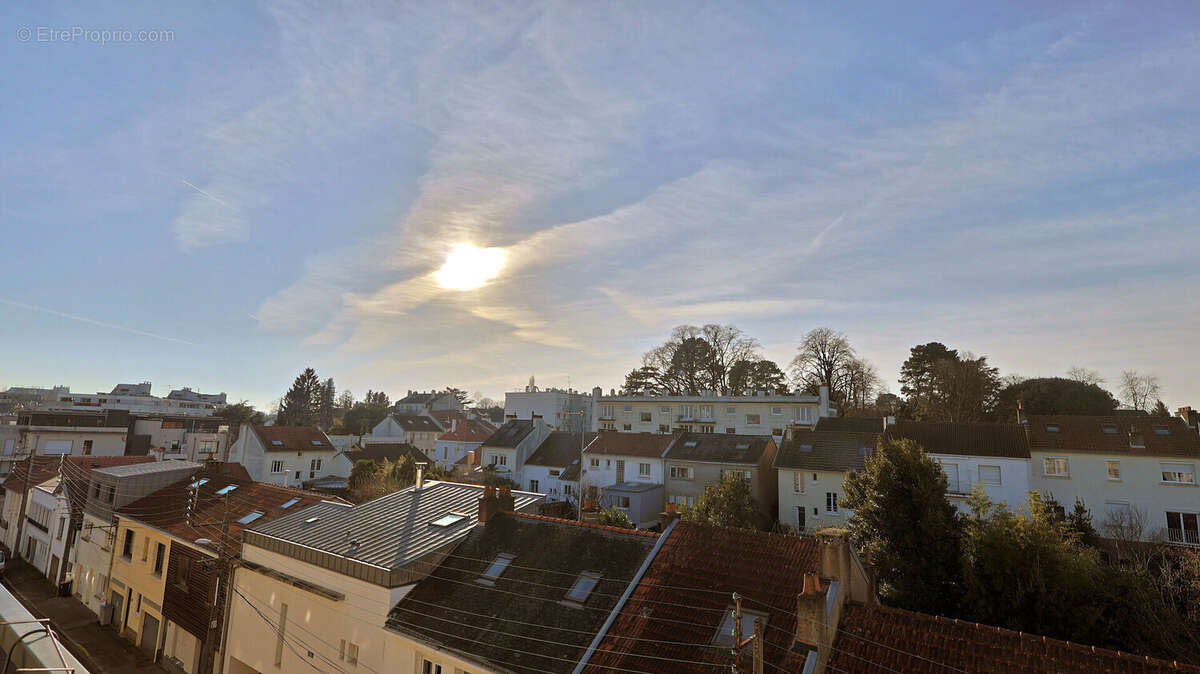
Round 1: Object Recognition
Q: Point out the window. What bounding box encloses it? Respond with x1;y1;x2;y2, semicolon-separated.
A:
713;608;768;648
1105;501;1132;523
978;465;1001;486
82;440;93;455
529;479;540;492
43;440;72;455
1162;463;1196;484
623;405;633;413
623;424;632;431
271;440;283;446
796;407;812;424
745;414;760;425
700;405;713;419
281;497;301;509
680;405;693;419
142;537;150;561
683;440;698;447
613;495;631;509
660;405;671;413
668;494;695;508
238;511;265;525
420;659;439;674
940;462;961;493
640;412;652;423
725;406;736;415
310;458;323;471
190;478;210;488
294;471;301;480
1101;424;1118;434
105;486;116;503
638;462;651;476
601;404;614;418
565;572;601;604
1043;457;1069;477
793;472;804;494
771;406;782;415
121;530;134;560
154;543;165;576
270;460;284;474
1166;512;1200;545
725;427;736;434
589;458;599;468
658;424;670;433
480;554;515;584
1107;461;1121;480
1045;424;1060;432
825;492;838;514
720;468;751;483
1153;424;1171;436
669;466;693;480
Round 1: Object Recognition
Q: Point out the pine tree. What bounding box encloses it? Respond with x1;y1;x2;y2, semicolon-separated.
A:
318;378;336;429
278;368;321;426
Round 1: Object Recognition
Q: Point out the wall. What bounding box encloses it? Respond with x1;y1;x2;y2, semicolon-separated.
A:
582;453;664;491
260;449;336;488
226;425;264;481
433;439;482;471
595;395;829;436
1031;450;1199;541
22;428;128;456
665;455;778;523
72;511;115;616
930;454;1031;514
108;517;172;656
504;390;592;432
777;468;853;532
383;627;494;674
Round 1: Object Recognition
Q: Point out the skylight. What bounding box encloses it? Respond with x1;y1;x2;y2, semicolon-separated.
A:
713;607;768;648
799;444;813;452
1045;424;1061;433
189;478;209;488
303;516;320;524
1101;424;1118;434
215;485;238;495
237;511;265;525
565;572;601;604
281;497;301;509
1152;425;1171;436
683;441;698;447
311;440;323;446
735;443;751;450
430;513;468;528
271;440;283;446
478;553;515;584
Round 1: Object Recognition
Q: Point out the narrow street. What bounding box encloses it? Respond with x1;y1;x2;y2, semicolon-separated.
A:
2;557;161;673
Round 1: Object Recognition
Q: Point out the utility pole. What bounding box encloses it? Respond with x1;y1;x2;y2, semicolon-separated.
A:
561;409;588;522
200;492;232;674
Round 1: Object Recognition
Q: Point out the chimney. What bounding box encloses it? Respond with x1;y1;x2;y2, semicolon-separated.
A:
415;462;427;490
818;385;830;416
795;572;828;650
661;501;680;524
818;530;852;584
478;485;516;524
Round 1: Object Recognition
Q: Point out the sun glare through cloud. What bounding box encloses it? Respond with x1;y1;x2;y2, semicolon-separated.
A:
434;244;507;290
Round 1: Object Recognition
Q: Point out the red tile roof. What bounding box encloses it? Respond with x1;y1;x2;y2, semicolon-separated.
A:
586;431;676;458
830;603;1200;673
437;417;497;443
583;521;816;673
252;425;333;453
117;469;344;554
1027;415;1200;457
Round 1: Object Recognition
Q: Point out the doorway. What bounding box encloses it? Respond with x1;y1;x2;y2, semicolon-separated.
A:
109;591;124;632
140;613;159;657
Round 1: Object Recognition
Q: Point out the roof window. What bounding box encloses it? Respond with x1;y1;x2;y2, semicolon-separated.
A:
858;447;871;456
189;478;209;488
303;516;320;524
713;607;768;648
281;497;301;509
799;444;813;453
1045;424;1060;433
683;441;698;447
735;443;751;450
1152;425;1171;436
237;511;265;525
430;513;468;528
271;440;283;446
564;572;601;605
478;553;515;585
215;485;238;495
311;440;323;446
1101;424;1118;434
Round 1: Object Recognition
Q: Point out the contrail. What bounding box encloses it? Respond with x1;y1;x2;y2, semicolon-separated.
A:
0;298;197;346
180;179;237;211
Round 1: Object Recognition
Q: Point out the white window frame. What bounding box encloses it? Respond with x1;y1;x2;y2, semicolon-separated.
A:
1106;460;1121;481
825;492;838;514
270;460;285;474
669;466;693;480
638;462;651;477
1043;457;1069;477
1161;463;1196;485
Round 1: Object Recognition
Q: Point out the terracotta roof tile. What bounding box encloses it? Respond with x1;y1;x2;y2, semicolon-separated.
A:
436;417;497;442
830;603;1200;673
253;425;334;453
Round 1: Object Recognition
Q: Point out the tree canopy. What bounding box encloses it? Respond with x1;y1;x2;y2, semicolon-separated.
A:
640;324;762;395
277;368;322;427
788;328;880;409
898;343;1000;422
595;507;635;529
681;473;762;529
993;377;1118;421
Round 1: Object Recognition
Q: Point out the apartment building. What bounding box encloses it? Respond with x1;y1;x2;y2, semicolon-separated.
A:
47;382;224;417
581;431;676;529
504;384;593;431
108;469;330;672
393;390;464;415
225;424;336;486
72;460;204;617
592;386;834;438
663;432;778;524
222;481;541;674
132;415;229;462
2;410;134;475
1027;414;1200;544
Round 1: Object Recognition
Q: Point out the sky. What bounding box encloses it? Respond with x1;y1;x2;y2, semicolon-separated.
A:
2;1;1199;412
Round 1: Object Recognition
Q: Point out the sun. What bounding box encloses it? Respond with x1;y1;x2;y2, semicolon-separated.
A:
434;244;507;290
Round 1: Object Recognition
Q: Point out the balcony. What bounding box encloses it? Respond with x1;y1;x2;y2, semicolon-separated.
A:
1167;528;1200;545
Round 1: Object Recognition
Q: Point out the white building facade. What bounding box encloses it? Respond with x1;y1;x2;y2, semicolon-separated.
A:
592;387;834;438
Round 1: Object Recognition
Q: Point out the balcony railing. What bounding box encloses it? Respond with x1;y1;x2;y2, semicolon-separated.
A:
1167;528;1200;545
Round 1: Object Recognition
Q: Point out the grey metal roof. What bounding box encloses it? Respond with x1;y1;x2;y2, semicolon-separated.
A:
482;420;534;448
93;460;203;477
247;481;541;573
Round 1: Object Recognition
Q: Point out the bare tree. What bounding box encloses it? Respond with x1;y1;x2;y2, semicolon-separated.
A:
842;357;882;411
789;328;858;400
1120;370;1161;412
642;324;761;394
698;324;762;391
1066;366;1104;386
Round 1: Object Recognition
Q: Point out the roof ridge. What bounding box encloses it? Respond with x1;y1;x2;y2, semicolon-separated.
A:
506;512;661;538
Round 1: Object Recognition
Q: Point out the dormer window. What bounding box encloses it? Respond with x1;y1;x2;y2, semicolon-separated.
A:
564;572;601;605
478;553;515;585
713;607;768;648
1045;424;1060;433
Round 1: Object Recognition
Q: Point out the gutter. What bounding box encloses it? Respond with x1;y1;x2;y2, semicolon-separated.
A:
573;516;678;674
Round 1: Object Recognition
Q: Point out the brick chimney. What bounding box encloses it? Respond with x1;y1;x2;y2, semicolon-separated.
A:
795;572;828;651
478;485;516;524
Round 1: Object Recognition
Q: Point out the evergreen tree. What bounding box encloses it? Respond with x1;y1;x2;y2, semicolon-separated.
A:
842;437;964;614
278;368;321;426
681;473;762;529
318;378;336;429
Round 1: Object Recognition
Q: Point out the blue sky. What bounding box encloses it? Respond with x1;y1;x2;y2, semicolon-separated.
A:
2;1;1199;411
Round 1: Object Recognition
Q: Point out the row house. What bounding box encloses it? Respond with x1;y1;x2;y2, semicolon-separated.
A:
520;431;596;503
664;432;778;525
222;480;541;674
108;468;331;671
592;385;834;439
1027;414;1200;544
477;418;552;485
73;460;205;617
431;416;496;471
581;431;675;529
776;427;881;532
364;413;444;453
393;390;464;415
226;425;336;487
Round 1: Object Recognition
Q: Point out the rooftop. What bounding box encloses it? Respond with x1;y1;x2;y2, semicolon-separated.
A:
388;413;443;432
387;512;659;673
252;425;334;453
436;416;497;442
245;481;542;579
586;431;676;458
830;602;1200;673
344;443;427;465
814;416;888;433
4;456;156;495
775;429;881;472
526;431;597;468
482;419;536;448
1026;415;1200;457
665;432;773;465
93;459;203;477
884;420;1031;459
